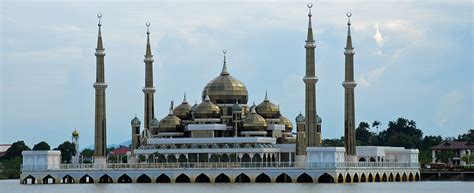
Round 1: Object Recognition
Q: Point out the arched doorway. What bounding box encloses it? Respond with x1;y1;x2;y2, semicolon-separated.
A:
360;173;367;182
241;154;251;162
23;175;36;184
156;174;171;183
389;173;394;182
317;173;335;183
369;157;376;162
415;173;420;181
42;175;55;184
382;173;387;182
375;173;381;182
79;174;94;183
368;174;373;182
137;174;151;183
118;174;132;183
337;174;344;183
297;173;313;183
195;173;210;183
402;173;407;181
235;173;251;183
215;173;230;183
359;157;366;162
175;174;191;183
99;174;113;183
62;175;74;184
409;173;414;181
353;173;359;183
178;154;187;163
395;173;401;182
255;173;271;183
276;173;292;183
345;174;352;183
221;154;229;162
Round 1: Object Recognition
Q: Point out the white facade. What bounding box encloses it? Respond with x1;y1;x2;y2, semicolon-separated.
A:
307;147;346;163
307;146;419;164
22;150;61;171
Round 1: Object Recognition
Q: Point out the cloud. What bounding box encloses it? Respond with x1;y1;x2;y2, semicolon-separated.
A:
435;90;466;127
45;25;81;32
358;66;386;87
6;47;83;61
373;24;384;47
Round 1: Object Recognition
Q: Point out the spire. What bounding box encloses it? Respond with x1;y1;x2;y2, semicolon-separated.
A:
169;100;174;115
264;90;269;101
182;93;188;103
220;50;229;75
345;12;354;51
145;22;152;57
306;3;314;43
204;95;210;101
96;13;104;51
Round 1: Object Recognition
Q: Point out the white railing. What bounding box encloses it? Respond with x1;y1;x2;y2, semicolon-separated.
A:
21;162;419;172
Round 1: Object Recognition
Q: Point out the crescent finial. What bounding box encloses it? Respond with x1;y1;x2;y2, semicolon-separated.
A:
346;12;352;18
307;3;313;8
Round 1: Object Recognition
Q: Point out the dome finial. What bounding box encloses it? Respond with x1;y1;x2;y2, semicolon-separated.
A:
346;12;352;36
264;90;269;101
307;3;313;17
183;92;187;103
220;50;229;75
146;21;150;34
204;95;210;101
97;12;102;26
169;100;174;115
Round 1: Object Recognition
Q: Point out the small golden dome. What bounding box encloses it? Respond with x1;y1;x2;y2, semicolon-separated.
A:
279;115;293;132
158;107;183;133
173;93;192;119
242;106;267;131
202;55;248;104
256;92;280;119
193;95;221;119
72;129;79;137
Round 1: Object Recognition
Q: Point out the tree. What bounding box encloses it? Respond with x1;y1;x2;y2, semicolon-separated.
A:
436;150;455;164
54;141;76;163
32;141;50;151
372;121;381;132
1;157;22;179
2;141;30;160
356;122;373;145
461;154;474;166
322;137;345;147
81;148;94;157
457;129;474;143
377;118;423;149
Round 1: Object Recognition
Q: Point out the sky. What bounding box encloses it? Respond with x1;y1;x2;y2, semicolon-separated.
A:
1;0;472;148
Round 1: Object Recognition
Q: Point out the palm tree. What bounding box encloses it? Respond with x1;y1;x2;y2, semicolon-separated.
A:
461;154;474;166
372;121;381;133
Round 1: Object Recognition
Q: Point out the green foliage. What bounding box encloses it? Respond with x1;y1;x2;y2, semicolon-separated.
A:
54;141;76;163
461;154;474;165
81;148;94;158
322;137;345;147
2;141;30;160
32;141;51;150
457;129;474;143
356;122;374;145
436;150;455;163
0;157;22;179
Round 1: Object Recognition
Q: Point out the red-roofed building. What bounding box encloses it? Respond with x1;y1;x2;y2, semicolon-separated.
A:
108;147;130;163
431;141;474;166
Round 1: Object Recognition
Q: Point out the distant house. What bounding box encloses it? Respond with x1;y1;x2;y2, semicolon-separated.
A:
0;144;12;158
431;141;474;166
108;147;130;163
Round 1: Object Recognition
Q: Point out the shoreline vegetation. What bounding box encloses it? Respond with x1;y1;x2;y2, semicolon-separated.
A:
1;117;473;180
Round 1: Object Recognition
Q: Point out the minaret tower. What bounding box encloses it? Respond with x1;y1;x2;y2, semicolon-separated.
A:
143;22;156;137
71;130;80;164
303;3;321;147
93;13;108;163
343;12;357;162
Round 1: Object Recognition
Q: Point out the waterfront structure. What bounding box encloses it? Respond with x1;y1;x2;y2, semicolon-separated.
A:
93;13;108;164
431;141;474;166
343;12;357;162
20;4;420;184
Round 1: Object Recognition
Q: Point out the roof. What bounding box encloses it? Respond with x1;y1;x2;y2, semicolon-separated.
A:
110;147;130;155
430;141;474;150
0;144;12;152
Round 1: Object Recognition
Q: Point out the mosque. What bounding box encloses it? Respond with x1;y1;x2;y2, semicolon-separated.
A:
20;4;420;184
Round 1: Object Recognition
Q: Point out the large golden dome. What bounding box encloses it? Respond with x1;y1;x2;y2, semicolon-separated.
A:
279;115;293;132
256;92;280;119
202;59;248;104
193;95;221;119
242;106;267;131
158;112;183;133
173;94;192;119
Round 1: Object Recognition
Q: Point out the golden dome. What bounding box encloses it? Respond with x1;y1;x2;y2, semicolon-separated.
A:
279;115;293;132
72;129;79;137
202;57;248;104
173;93;192;119
256;92;280;119
193;95;221;119
242;106;267;131
158;112;183;133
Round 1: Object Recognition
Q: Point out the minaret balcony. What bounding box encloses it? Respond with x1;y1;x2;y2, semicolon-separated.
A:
143;57;154;63
142;87;156;93
93;82;108;89
344;49;355;55
342;81;357;88
95;50;105;56
303;76;318;84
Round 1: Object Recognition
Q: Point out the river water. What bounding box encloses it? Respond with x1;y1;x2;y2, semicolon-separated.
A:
1;180;472;193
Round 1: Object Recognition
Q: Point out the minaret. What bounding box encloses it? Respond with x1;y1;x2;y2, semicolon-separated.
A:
71;130;80;164
93;13;108;163
143;22;156;137
343;12;357;162
303;3;321;147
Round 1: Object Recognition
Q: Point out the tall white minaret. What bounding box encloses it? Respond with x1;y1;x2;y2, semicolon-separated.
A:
143;22;156;139
303;3;321;147
93;13;108;164
343;12;357;162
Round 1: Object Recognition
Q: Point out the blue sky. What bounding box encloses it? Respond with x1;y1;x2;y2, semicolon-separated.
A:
1;0;472;148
